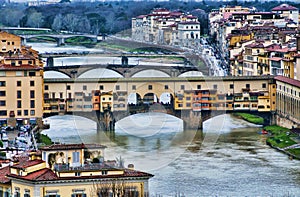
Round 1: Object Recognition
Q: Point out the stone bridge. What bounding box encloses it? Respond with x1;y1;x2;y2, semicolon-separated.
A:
43;63;200;78
57;107;275;132
19;34;99;46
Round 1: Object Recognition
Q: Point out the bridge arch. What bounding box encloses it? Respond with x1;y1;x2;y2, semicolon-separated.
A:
77;68;124;78
131;69;171;78
44;71;71;78
178;71;203;77
115;112;184;137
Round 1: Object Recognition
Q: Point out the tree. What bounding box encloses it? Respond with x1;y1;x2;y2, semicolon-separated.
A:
26;11;44;28
52;14;64;32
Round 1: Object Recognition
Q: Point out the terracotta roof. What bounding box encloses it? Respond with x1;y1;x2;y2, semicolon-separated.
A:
269;57;282;61
0;64;42;70
275;76;300;88
8;168;58;182
8;167;153;182
0;166;10;184
12;160;44;170
40;143;107;151
272;4;298;11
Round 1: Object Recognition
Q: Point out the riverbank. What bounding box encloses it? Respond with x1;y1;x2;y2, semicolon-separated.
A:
264;125;300;160
233;113;264;125
232;113;300;160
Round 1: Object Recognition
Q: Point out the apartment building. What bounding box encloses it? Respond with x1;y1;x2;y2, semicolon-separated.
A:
0;31;44;127
132;8;201;47
209;4;300;79
0;143;153;197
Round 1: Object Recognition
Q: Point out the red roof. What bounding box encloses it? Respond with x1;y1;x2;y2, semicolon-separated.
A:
12;160;44;170
272;4;298;11
0;166;10;184
8;168;58;182
275;76;300;88
40;143;107;151
269;57;282;61
7;167;153;182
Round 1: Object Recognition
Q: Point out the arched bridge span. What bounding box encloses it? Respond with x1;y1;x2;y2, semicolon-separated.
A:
43;64;200;78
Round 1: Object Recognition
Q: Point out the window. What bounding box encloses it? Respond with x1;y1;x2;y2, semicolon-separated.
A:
148;85;152;90
72;152;80;163
30;81;34;87
17;81;21;86
17;101;22;108
30;100;35;108
246;84;250;89
0;101;5;106
186;103;191;107
99;85;104;90
29;71;35;76
102;171;107;175
0;110;7;116
68;93;72;99
213;84;218;89
17;91;21;99
0;81;5;87
60;93;63;99
230;84;234;89
30;110;35;115
45;85;49;90
0;71;5;76
17;110;21;116
83;85;87;90
52;93;55;99
165;85;168;90
0;91;5;97
75;172;81;176
116;85;120;90
132;85;136;90
24;110;28;116
15;71;22;76
28;60;32;65
181;85;185;90
30;90;35;98
67;85;71;90
262;83;266;88
197;85;201;89
186;97;191;101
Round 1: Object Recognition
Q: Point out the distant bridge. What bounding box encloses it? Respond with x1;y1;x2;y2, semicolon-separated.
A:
43;63;200;78
20;34;99;46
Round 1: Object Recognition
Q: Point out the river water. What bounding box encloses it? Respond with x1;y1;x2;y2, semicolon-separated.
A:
35;42;300;196
42;114;300;197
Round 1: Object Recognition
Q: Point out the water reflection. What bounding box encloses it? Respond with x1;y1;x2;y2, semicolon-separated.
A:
42;113;300;196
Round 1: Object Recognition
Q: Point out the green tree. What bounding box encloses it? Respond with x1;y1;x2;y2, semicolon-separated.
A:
26;11;44;28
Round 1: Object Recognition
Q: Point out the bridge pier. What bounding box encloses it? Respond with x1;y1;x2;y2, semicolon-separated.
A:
46;57;54;67
21;37;27;46
96;110;115;132
175;110;203;129
57;38;65;46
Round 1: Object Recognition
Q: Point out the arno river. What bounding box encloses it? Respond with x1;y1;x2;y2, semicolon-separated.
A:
34;42;300;196
42;114;300;196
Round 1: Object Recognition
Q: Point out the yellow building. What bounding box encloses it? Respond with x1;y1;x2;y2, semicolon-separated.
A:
0;144;153;197
0;31;21;53
0;31;44;127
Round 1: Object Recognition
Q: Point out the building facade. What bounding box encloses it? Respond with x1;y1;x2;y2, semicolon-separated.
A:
0;31;44;127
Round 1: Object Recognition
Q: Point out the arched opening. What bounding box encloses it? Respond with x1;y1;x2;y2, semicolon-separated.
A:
44;71;71;78
131;69;170;78
143;93;158;105
78;68;123;78
127;93;142;105
178;71;203;77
